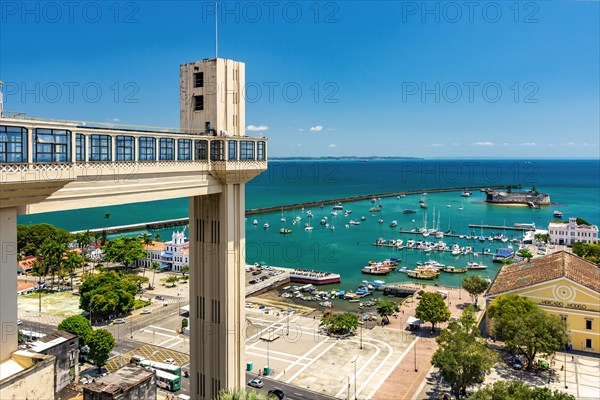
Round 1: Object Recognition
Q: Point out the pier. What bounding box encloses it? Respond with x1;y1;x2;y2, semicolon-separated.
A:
468;224;534;231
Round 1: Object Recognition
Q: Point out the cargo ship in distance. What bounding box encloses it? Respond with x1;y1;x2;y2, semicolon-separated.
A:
290;269;341;285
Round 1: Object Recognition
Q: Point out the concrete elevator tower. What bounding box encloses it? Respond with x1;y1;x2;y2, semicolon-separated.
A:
180;58;258;399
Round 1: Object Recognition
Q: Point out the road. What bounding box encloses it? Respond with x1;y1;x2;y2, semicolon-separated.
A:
245;373;337;400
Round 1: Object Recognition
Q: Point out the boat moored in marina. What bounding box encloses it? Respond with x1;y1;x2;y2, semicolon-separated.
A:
290;269;341;285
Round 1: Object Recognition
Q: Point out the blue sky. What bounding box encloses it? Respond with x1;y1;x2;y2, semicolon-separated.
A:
1;1;598;158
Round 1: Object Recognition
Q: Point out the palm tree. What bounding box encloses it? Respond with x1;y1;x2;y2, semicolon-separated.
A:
63;251;82;289
102;213;111;245
140;233;153;278
75;230;92;274
39;239;68;290
150;261;160;289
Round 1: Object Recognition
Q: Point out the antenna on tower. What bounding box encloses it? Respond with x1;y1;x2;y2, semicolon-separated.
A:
215;1;218;59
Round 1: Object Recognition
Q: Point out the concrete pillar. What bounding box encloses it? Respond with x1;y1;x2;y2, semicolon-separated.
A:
0;207;19;361
189;184;245;399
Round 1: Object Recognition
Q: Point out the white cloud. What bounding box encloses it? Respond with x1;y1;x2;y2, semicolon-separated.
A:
247;124;269;132
328;144;337;148
501;142;510;146
310;125;324;132
473;141;495;146
520;142;537;146
111;118;120;122
295;143;302;147
430;143;444;147
298;128;304;132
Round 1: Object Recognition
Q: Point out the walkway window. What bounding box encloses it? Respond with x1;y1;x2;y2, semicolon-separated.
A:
228;140;237;160
115;136;135;161
0;125;27;163
178;139;192;160
240;141;255;160
76;134;85;161
33;128;71;162
257;141;266;160
195;140;208;160
139;137;156;161
210;140;224;161
159;138;175;160
89;134;111;161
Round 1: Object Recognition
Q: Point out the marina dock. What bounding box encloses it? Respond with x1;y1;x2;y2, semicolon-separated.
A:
468;224;534;231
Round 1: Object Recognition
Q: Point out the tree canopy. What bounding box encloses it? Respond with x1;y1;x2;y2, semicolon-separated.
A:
488;294;568;370
214;389;278;400
572;242;600;264
469;380;575;400
17;223;72;257
376;300;399;323
79;271;136;317
102;237;147;270
461;275;489;306
87;329;115;371
58;315;93;346
320;312;359;335
516;248;533;262
415;292;451;331
432;306;498;400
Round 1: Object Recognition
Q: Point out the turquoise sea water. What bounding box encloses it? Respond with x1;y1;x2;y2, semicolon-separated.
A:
19;159;600;292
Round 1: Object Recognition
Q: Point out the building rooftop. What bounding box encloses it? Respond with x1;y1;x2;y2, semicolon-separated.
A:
487;251;600;296
84;365;154;395
28;330;75;353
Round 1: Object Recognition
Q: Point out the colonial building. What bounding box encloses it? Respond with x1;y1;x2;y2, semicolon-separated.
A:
548;218;598;246
137;231;189;273
486;251;600;354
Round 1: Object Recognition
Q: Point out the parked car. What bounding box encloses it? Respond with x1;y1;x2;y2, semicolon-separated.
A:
249;279;258;285
140;309;152;314
155;295;165;300
268;389;285;399
113;319;126;324
247;378;263;388
252;270;262;276
17;320;23;326
163;358;175;365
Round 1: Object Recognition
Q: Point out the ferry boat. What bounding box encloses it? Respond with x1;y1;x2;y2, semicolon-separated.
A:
553;211;563;218
290;269;341;285
361;265;391;275
442;266;467;273
467;262;487;270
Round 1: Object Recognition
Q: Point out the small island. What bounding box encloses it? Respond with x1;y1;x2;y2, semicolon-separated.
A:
485;188;550;207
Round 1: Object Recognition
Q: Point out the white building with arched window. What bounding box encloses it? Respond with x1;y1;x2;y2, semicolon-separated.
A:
549;218;598;246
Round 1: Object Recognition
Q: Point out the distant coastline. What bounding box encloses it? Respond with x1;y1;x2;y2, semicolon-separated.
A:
269;156;423;161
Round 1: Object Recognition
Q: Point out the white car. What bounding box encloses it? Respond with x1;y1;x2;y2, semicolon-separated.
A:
17;320;23;326
140;309;152;314
247;378;263;388
113;319;126;324
163;358;176;365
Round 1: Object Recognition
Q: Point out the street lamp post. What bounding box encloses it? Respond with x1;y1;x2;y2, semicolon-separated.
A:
414;340;418;372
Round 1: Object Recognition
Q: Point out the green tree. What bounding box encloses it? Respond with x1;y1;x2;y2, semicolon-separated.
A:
575;217;591;226
181;265;189;275
124;274;149;291
516;248;533;262
164;275;179;287
461;275;489;306
415;292;451;331
501;258;514;266
79;271;136;317
181;317;188;332
488;295;568;370
74;230;92;274
469;380;575;400
87;329;115;371
375;300;399;324
214;389;277;400
572;242;600;264
102;213;111;245
432;306;498;400
17;223;72;257
58;315;93;346
320;312;359;335
102;237;148;271
534;233;551;244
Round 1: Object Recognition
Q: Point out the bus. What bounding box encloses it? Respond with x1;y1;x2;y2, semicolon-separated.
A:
139;360;182;378
155;369;182;392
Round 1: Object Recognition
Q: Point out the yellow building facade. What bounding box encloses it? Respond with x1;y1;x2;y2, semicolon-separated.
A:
486;251;600;354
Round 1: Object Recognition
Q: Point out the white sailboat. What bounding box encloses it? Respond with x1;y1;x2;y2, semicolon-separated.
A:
458;201;464;211
280;206;286;222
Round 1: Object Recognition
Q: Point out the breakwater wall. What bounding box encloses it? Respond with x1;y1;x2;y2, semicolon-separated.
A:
73;184;519;235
